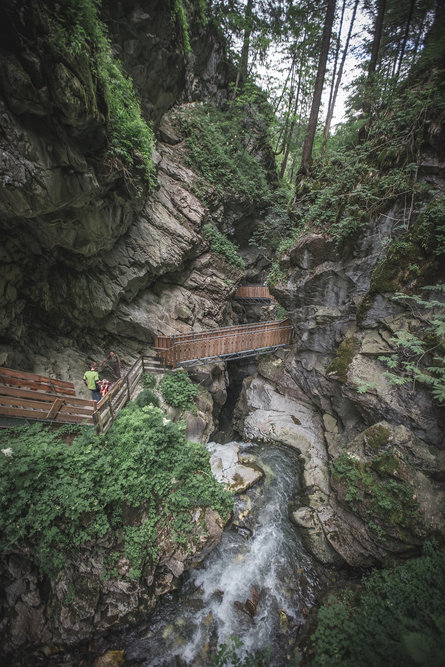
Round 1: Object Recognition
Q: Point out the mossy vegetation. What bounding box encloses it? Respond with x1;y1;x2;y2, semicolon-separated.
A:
326;336;360;382
176;94;274;206
202;224;245;269
0;405;233;579
330;451;420;533
312;541;445;667
48;0;155;183
364;424;391;452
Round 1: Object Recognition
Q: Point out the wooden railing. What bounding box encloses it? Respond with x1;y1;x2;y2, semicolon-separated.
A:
0;367;96;425
154;319;293;368
93;355;159;433
234;285;276;301
0;356;163;434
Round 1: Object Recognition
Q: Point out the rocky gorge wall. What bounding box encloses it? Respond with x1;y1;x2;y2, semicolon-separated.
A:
0;0;259;404
1;0;444;659
234;189;445;567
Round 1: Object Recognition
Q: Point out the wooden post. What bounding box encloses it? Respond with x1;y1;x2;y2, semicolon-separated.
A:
46;398;64;420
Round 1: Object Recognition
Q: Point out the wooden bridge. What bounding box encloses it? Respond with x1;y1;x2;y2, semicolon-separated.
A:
234;285;276;304
154;318;292;368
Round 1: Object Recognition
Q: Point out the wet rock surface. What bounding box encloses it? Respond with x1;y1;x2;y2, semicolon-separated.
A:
208;441;264;492
0;505;226;658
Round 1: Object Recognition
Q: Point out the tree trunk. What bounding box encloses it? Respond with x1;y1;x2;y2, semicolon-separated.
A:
324;0;346;136
280;60;304;177
232;0;254;98
297;0;336;178
395;0;416;79
367;0;387;82
322;0;359;150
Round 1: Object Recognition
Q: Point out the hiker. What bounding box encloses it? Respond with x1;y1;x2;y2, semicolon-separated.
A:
100;351;121;382
83;363;101;401
99;378;111;398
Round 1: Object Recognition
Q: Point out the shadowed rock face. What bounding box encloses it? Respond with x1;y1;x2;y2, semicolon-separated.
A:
232;188;444;566
0;505;225;658
0;0;250;394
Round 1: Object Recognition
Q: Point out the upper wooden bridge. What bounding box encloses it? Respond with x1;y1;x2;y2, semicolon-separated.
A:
154;318;292;368
234;285;276;304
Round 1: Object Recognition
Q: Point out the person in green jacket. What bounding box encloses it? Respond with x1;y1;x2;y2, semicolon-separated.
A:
83;363;101;401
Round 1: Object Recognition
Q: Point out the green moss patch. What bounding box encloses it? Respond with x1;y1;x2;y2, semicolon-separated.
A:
364;424;391;452
331;452;419;533
326;336;360;382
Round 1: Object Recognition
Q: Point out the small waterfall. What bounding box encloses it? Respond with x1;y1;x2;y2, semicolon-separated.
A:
116;442;320;666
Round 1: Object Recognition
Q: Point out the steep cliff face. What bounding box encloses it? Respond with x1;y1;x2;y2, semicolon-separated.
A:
0;0;252;399
235;155;445;566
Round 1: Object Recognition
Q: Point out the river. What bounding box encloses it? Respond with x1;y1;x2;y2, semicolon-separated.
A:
95;442;321;666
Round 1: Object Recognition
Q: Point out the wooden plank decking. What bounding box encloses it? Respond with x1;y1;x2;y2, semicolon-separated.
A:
154;318;292;368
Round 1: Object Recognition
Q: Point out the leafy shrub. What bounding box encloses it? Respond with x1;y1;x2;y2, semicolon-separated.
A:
160;370;198;410
141;372;157;389
177;101;273;205
202;224;245;269
134;388;159;408
378;285;445;404
210;637;271;666
312;541;445;666
284;73;445;251
0;406;233;578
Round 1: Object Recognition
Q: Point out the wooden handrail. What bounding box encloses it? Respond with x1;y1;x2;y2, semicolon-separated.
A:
0;369;96;426
154;319;293;368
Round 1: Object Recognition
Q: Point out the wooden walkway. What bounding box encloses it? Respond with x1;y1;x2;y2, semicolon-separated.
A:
154;318;293;368
0;317;293;432
0;356;163;434
234;285;276;304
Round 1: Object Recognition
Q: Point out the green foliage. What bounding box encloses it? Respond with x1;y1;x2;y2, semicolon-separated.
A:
0;405;233;578
177;101;273;206
267;261;285;287
49;0;154;183
354;379;378;394
202;224;245;269
415;196;445;256
210;636;271;666
331;451;419;528
378;285;445;405
286;73;445;250
250;187;294;250
173;0;191;54
134;388;159;408
141;372;157;389
312;541;445;667
124;514;158;579
160;370;198;411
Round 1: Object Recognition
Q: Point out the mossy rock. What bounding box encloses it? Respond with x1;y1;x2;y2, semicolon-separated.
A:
331;451;421;536
326;336;360;382
363;424;392;453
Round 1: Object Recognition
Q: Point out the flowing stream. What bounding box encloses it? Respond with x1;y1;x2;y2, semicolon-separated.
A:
101;442;320;666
